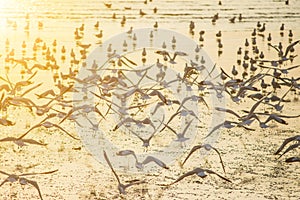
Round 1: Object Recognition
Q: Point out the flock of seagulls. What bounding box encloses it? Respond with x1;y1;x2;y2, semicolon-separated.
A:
0;0;299;199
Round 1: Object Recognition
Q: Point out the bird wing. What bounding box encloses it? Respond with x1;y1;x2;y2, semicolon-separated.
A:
204;169;232;183
285;157;300;163
20;169;58;176
142;156;169;169
284;40;300;57
103;151;121;185
17;124;41;140
20;83;43;97
275;135;297;155
170;168;198;185
181;145;203;166
116;150;137;161
215;107;241;119
22;178;43;200
264;114;287;125
0;171;11;176
204;122;224;139
0;178;10;187
53;124;79;140
0;137;16;142
211;147;226;174
113;117;134;131
182;119;194;136
124;180;146;190
278;143;300;158
22;139;47;146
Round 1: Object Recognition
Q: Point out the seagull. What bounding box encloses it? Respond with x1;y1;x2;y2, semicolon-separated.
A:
0;169;58;200
181;144;226;173
116;150;169;169
124;115;165;149
162;119;194;143
155;50;188;64
274;135;300;158
112;117;156;131
103;150;146;194
205;120;255;139
169;167;232;185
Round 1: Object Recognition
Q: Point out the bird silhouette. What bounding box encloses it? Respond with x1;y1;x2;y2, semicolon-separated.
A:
103;150;146;194
275;135;300;158
181;144;226;173
116;150;169;169
0;169;58;200
169;167;231;185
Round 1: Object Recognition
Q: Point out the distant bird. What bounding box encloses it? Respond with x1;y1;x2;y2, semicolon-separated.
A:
163;119;194;143
181;144;226;173
238;13;242;22
245;39;249;47
267;33;272;43
274;135;300;158
103;150;146;194
153;21;158;29
116;150;169;169
285;0;289;5
189;21;195;32
94;21;99;28
258;23;266;32
231;65;238;77
113;116;156;132
155;50;188;64
104;3;112;8
95;30;103;39
251;29;256;37
288;30;293;38
280;23;285;32
139;9;146;16
169;167;231;185
229;16;236;23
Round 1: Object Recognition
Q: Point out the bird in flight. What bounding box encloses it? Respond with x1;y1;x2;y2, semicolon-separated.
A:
0;169;58;200
169;167;232;185
116;149;169;170
180;143;226;173
103;150;146;194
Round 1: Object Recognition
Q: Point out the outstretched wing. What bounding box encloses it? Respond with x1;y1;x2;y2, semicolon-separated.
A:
53;124;79;140
181;145;203;166
275;135;300;155
21;178;43;200
0;178;10;187
142;156;169;169
204;169;232;183
170;168;198;185
103;150;121;185
211;147;226;174
278;143;300;158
